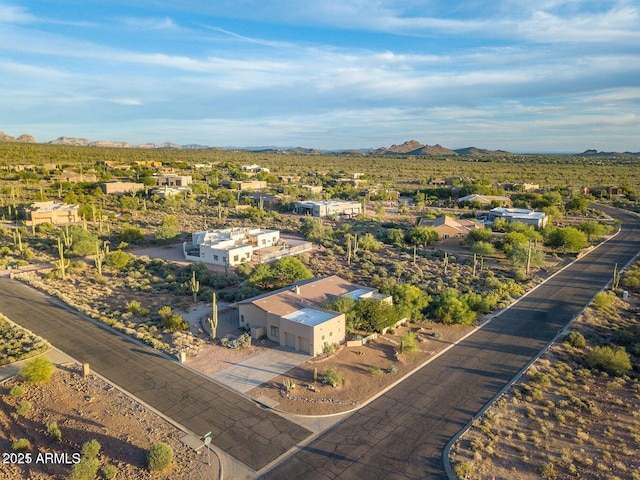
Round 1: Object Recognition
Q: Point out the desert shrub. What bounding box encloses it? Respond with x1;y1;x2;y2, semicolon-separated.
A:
47;421;62;441
220;333;252;349
158;306;188;332
282;378;296;392
19;357;55;383
9;385;25;398
16;400;32;416
565;331;586;349
584;346;631;376
322;342;337;355
453;461;474;479
147;442;173;472
322;367;344;387
71;458;100;480
12;438;31;452
530;372;551;387
400;331;419;353
592;291;614;309
540;462;557;479
368;365;383;376
81;439;101;459
101;464;118;479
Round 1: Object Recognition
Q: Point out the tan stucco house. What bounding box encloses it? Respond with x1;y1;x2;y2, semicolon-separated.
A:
234;276;389;355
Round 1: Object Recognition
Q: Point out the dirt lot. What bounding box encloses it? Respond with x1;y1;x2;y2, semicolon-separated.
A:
450;294;640;479
247;322;476;415
0;364;216;480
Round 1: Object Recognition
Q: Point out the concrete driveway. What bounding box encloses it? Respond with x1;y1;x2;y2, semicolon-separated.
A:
212;347;310;393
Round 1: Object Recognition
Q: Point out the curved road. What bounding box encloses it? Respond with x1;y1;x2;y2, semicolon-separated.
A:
0;280;311;473
259;206;640;479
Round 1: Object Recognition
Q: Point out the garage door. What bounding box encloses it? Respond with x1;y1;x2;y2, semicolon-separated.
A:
298;337;310;355
284;332;295;349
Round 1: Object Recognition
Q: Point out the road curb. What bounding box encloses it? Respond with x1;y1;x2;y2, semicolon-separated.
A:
442;211;639;479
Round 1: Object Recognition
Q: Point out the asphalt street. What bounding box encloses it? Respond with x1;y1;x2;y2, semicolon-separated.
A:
259;206;640;480
0;281;311;472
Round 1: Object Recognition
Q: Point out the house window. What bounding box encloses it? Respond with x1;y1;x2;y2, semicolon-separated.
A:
270;326;279;338
321;335;325;341
240;314;245;324
262;239;266;245
233;255;239;262
213;255;219;261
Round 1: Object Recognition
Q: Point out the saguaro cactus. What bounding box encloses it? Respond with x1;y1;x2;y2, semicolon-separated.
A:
207;292;219;339
190;271;200;303
55;237;70;280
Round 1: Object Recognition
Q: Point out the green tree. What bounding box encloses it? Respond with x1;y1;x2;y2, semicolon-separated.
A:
470;241;495;255
584;345;631;376
566;196;590;214
249;257;313;289
405;226;439;248
300;217;332;243
105;250;132;270
358;233;383;251
353;299;399;333
118;223;144;244
19;357;55;383
155;214;181;243
432;289;476;325
158;306;188;332
544;226;588;252
391;284;430;321
466;227;493;244
384;228;405;247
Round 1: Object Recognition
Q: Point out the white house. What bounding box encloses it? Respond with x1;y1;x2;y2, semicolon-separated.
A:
294;200;362;218
480;207;548;229
183;227;280;266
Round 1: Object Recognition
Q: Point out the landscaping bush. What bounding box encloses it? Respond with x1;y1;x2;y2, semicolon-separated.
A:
81;439;101;459
47;421;62;441
565;331;586;349
101;464;118;479
12;438;31;452
322;367;344;387
19;357;55;383
147;442;173;472
592;291;614;309
584;346;632;376
400;331;419;353
71;458;100;480
9;385;25;398
16;400;32;416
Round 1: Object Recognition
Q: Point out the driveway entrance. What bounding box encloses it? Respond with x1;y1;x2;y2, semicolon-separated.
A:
211;346;310;393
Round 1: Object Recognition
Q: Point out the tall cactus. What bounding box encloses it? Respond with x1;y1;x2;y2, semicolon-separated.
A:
612;263;621;290
55;237;70;280
207;292;219;339
61;225;73;249
190;271;200;303
94;241;109;276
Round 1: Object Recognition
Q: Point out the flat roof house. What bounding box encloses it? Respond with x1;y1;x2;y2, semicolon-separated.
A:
22;201;79;226
100;181;145;195
481;207;548;229
153;174;192;187
294;200;362;218
235;276;390;355
183;227;280;266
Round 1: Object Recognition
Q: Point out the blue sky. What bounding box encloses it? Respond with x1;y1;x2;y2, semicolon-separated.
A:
1;1;639;152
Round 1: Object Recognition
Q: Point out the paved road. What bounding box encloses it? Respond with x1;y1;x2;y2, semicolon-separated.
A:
260;206;640;480
0;281;311;472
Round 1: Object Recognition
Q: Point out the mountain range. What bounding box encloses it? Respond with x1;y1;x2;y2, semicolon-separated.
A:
1;131;637;156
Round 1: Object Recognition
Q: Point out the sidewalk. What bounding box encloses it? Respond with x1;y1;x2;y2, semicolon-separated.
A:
0;348;75;382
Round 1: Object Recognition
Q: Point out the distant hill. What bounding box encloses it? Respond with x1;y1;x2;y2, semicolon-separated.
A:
48;137;209;150
0;131;35;143
581;149;640;156
371;140;458;156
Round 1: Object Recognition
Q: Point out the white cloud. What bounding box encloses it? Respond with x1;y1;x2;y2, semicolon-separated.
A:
120;16;177;30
